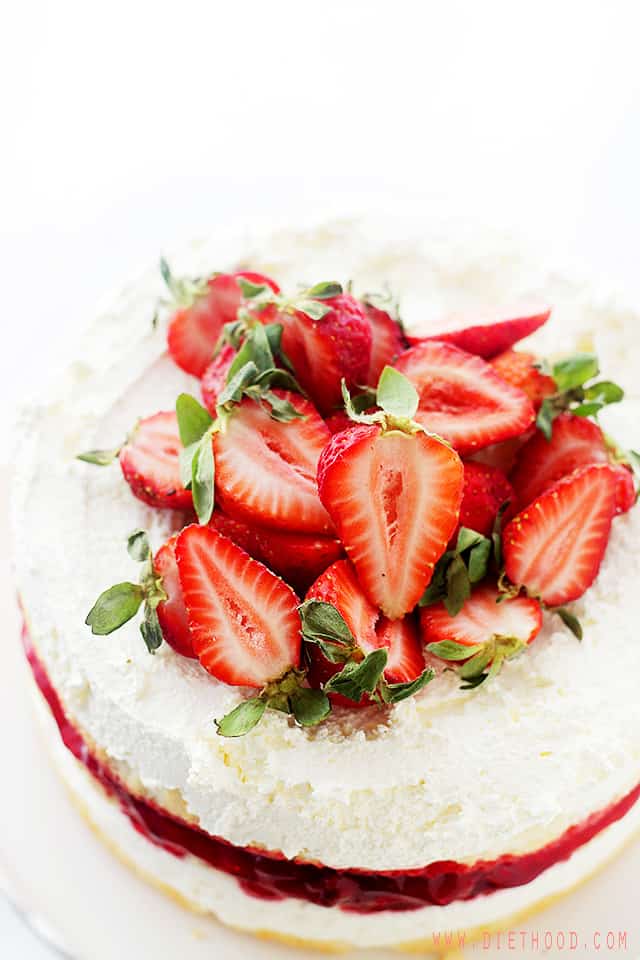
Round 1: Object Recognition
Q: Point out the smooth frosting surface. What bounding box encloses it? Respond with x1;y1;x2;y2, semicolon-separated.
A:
13;217;640;871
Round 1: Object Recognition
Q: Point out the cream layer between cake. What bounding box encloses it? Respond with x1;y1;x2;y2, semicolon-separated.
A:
12;218;640;889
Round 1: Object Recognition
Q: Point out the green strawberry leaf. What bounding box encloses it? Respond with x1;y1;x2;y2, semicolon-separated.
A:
289;687;331;726
179;441;198;489
460;672;490;690
444;554;471;616
536;398;557;440
76;445;123;466
583;380;624;405
296;299;332;322
555;607;583;640
298;600;355;646
341;380;381;425
376;366;419;420
418;553;452;607
455;527;487;553
85;582;144;635
425;640;484;661
467;538;492;583
492;501;510;571
191;434;215;524
458;646;493;681
305;281;343;300
380;668;434;704
175;393;213;447
260;389;306;423
552;354;599;392
127;529;151;563
236;277;271;300
215;698;267;737
324;649;388;702
140;604;164;654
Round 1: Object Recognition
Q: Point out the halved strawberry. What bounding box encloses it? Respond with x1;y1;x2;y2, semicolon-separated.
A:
394;340;535;455
611;463;637;514
469;431;535;474
503;463;618;606
305;560;426;706
209;511;343;595
119;411;192;510
511;413;610;510
490;349;557;411
214;390;334;534
176;524;300;687
317;424;464;618
201;343;237;415
167;271;279;378
363;301;405;386
280;293;372;415
455;461;515;538
154;536;195;658
406;305;550;358
420;584;542;653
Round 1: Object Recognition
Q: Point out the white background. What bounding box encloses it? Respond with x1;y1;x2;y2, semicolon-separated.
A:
2;0;640;954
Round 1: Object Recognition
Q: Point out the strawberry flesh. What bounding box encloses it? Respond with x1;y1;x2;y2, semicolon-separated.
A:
490;349;557;411
201;343;237;415
176;524;300;687
214;391;334;534
167;271;279;378
280;294;372;415
407;305;550;358
306;560;426;707
209;511;343;595
317;424;464;618
154;536;195;658
363;302;405;386
503;463;618;606
420;583;542;652
455;461;515;539
394;340;535;455
511;413;610;510
119;411;192;510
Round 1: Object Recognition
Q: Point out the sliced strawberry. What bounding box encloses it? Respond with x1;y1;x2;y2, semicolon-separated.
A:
119;411;192;510
394;340;535;455
511;413;610;510
214;390;333;534
470;431;534;474
407;305;550;358
317;424;464;618
611;463;637;515
503;463;618;606
167;271;279;378
420;584;542;652
176;524;300;687
154;536;195;658
280;294;372;415
490;349;557;411
305;560;425;706
363;301;405;386
209;511;343;595
455;462;515;538
201;343;237;415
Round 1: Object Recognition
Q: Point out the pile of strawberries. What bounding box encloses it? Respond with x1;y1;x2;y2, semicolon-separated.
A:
82;263;637;736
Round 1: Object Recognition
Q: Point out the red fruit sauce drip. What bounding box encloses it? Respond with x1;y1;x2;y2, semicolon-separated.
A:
25;628;639;914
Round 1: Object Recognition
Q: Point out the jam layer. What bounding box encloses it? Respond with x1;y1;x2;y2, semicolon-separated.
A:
26;630;640;914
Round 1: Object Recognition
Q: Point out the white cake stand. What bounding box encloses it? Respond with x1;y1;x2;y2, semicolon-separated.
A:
2;464;639;960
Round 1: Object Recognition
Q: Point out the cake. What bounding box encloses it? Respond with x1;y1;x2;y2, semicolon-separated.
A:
12;219;640;951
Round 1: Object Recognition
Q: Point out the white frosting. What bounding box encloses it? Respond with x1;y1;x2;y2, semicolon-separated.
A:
12;217;640;876
36;682;640;949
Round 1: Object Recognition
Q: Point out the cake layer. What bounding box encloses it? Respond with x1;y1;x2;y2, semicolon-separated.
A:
12;218;640;876
26;626;640;916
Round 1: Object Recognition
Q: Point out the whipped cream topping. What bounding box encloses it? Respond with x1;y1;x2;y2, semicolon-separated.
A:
12;217;640;872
